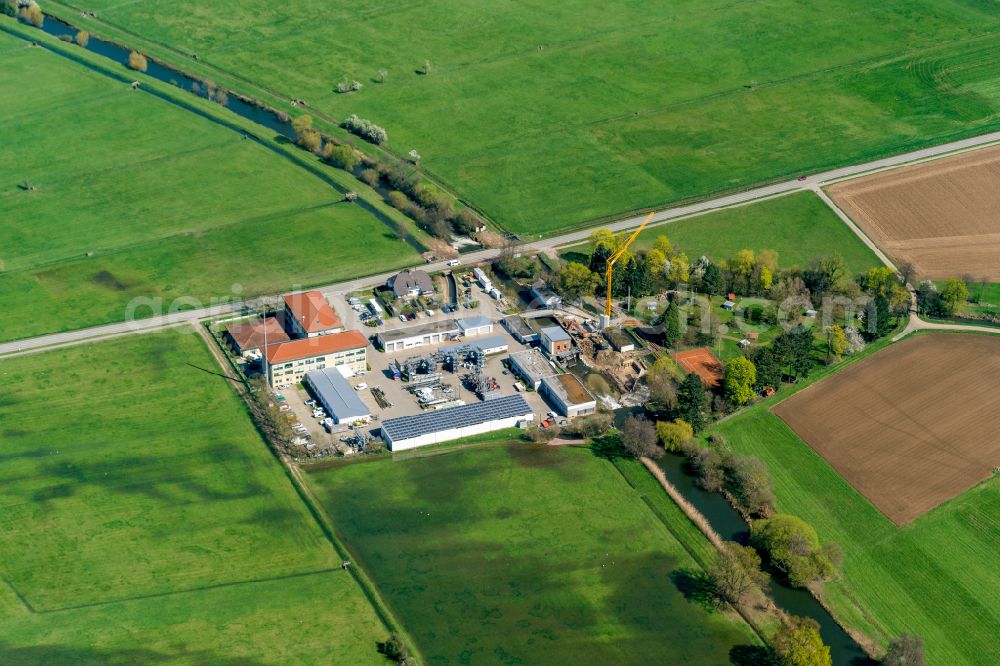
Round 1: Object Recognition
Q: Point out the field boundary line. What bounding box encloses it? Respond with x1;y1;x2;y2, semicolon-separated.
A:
2;577;37;614
192;325;426;664
20;568;343;615
191;321;426;663
286;462;428;666
809;186;896;270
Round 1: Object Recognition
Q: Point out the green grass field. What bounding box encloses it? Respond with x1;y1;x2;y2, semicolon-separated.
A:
50;0;1000;233
564;191;883;275
957;281;1000;319
305;443;760;665
0;331;388;663
713;387;1000;665
0;28;418;342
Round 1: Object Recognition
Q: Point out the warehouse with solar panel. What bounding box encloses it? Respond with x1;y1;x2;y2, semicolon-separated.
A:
380;395;535;451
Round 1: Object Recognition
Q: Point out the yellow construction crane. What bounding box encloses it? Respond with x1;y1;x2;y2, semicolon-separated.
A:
605;212;654;318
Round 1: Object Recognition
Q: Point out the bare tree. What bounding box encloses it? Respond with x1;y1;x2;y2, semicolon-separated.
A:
620;414;659;458
884;633;924;666
897;261;916;287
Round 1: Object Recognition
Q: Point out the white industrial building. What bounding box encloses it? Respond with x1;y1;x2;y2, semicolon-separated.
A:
540;374;597;418
508;348;556;390
380;395;534;451
377;317;496;353
377;320;460;353
304;368;371;424
456;315;494;337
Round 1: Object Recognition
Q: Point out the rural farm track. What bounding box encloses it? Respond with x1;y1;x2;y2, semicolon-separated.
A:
3;130;1000;359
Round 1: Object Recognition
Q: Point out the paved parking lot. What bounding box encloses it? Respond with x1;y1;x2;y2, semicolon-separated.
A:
360;329;551;423
272;384;331;442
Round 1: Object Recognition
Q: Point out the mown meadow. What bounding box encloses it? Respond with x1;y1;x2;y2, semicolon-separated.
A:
51;0;1000;233
0;331;389;663
306;443;762;665
0;27;418;342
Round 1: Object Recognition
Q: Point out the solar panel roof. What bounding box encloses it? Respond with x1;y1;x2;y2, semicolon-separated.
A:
381;394;533;442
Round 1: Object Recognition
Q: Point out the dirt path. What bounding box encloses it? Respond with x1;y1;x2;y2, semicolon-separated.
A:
892;313;1000;342
810;184;897;270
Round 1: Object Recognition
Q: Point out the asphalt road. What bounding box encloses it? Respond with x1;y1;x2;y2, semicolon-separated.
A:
3;129;1000;359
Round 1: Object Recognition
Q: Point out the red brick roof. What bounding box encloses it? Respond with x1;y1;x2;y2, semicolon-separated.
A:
283;290;341;334
265;330;367;364
227;316;289;352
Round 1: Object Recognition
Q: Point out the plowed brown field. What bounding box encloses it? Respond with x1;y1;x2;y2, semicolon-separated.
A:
773;333;1000;524
828;146;1000;281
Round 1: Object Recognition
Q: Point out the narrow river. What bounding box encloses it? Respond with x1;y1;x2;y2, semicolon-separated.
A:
607;407;872;665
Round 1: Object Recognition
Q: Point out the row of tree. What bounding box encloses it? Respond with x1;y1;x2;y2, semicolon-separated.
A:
290;114;482;241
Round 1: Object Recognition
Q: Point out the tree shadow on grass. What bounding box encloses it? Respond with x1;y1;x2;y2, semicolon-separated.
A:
729;644;774;666
589;433;627;460
184;362;242;383
0;641;271;666
670;568;721;612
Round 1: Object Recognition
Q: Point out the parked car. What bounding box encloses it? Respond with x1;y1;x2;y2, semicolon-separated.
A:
355;383;368;391
399;314;407;322
425;309;435;317
305;399;316;406
446;259;462;267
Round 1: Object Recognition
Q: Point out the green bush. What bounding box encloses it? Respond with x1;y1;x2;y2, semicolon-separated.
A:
751;514;835;587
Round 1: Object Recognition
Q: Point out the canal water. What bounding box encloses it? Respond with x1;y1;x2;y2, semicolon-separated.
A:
654;450;874;666
39;15;293;138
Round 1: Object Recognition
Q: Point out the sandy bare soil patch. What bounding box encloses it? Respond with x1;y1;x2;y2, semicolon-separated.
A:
828;146;1000;280
774;333;1000;525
